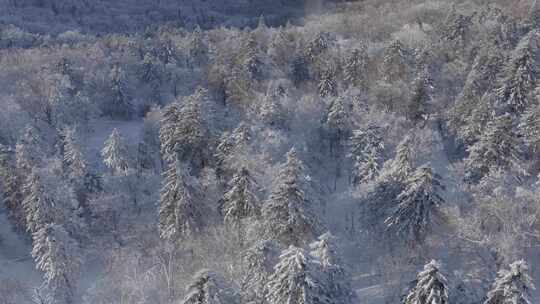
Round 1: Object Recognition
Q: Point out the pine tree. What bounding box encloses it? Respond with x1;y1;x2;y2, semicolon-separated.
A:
519;104;540;152
215;122;252;181
305;32;330;63
259;94;286;128
318;70;338;98
465;114;522;183
441;7;474;46
159;91;209;168
108;65;133;118
404;260;449;304
62;128;87;179
158;160;203;240
528;0;540;30
266;246;331;304
385;165;445;245
349;125;385;185
101;128;130;175
15;125;43;173
22;171;54;234
291;55;310;86
496;30;539;114
0;145;25;230
181;269;240;304
484;260;535;304
407;69;433;122
262;148;322;246
381;135;414;183
187;26;209;67
241;240;281;304
222;167;261;229
309;233;355;304
343;47;368;89
325;96;351;149
380;40;409;82
31;223;81;304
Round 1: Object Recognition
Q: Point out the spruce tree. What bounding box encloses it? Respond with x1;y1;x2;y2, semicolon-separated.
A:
407;69;433;122
241;240;281;304
0;144;25;230
309;233;355;304
385;165;445;245
222;167;261;229
15;125;43;173
32;223;81;304
484;260;535;304
266;246;331;304
318;70;338;98
349;125;385;185
158;160;203;241
380;40;409;82
325;96;351;148
465;114;522;183
181;269;240;304
343;47;368;89
101;128;130;175
404;260;449;304
108;65;133;118
62;128;87;179
496;30;539;114
22;170;54;234
262;148;322;246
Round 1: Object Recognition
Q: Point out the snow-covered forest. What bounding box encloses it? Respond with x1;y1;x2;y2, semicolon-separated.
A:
0;0;540;303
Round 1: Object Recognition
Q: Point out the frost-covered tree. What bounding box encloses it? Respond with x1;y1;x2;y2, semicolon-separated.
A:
187;26;209;67
259;94;286;128
343;47;368;89
62;128;87;179
484;260;535;304
381;135;414;183
496;30;539;114
385;165;445;245
32;223;81;304
407;69;433;122
464;114;522;183
318;70;338;98
181;269;240;304
158;160;203;241
15;125;43;173
22;171;54;234
215;122;252;181
266;246;330;304
101;128;130;175
262;148;322;246
291;55;310;86
528;0;540;30
349;125;385;185
108;65;133;118
241;240;281;304
403;260;449;304
159;91;209;168
222;167;261;229
380;40;409;82
305;32;331;63
0;145;25;230
441;7;474;46
309;233;355;304
519;104;540;152
325;96;351;145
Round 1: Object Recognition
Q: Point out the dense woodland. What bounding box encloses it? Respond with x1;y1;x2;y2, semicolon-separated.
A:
1;0;540;303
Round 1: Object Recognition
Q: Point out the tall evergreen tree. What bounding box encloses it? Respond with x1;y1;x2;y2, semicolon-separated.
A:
101;128;130;175
496;30;539;114
22;170;54;234
158;160;203;240
32;223;81;304
385;165;445;245
241;240;281;304
181;269;240;304
62;128;87;179
0;144;25;230
484;260;535;304
404;260;449;304
465;114;522;183
309;233;355;304
15;125;43;173
343;47;368;89
407;69;433;122
318;70;338;98
266;246;331;304
262;149;322;246
349;125;385;185
380;40;409;82
222;167;261;229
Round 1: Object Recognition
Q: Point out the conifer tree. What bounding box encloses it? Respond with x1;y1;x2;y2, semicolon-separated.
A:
519;104;540;152
325;96;351;147
22;170;54;234
222;167;261;229
404;260;449;304
465;114;522;183
310;233;355;304
291;55;310;86
343;47;368;89
484;260;535;304
108;65;133;118
241;240;281;304
101;128;130;175
262;149;322;246
349;125;384;185
380;40;409;82
32;223;81;304
496;30;539;114
158;160;203;240
407;69;433;122
266;246;330;304
0;144;25;230
318;70;338;98
181;269;240;304
62;128;87;179
381;135;414;183
385;165;445;245
15;125;43;173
